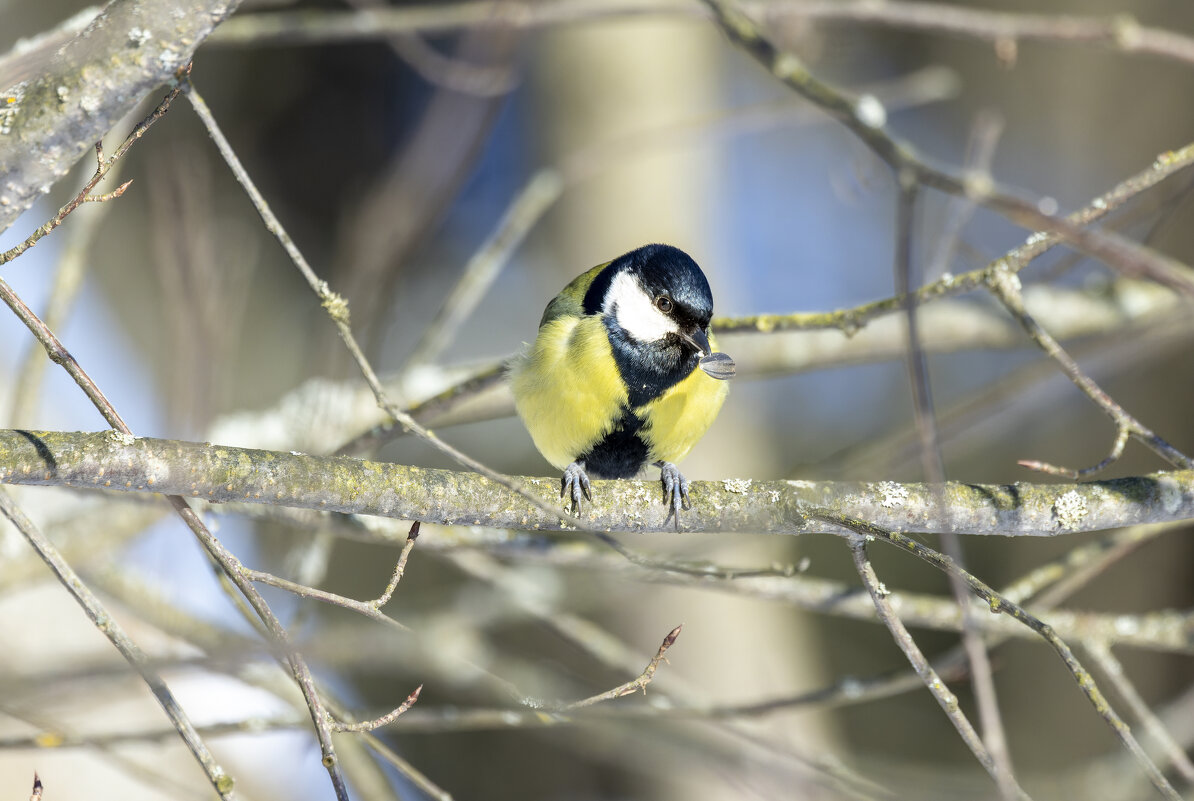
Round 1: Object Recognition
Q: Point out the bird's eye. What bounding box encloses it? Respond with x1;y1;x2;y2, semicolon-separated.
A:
655;296;673;313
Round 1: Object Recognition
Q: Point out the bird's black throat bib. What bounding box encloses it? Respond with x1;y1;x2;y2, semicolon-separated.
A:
604;316;701;408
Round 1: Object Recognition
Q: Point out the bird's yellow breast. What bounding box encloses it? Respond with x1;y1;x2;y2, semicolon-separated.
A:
510;314;628;471
635;362;729;466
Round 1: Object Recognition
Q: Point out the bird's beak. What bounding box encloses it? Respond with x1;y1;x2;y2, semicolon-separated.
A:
683;327;713;357
682;328;736;380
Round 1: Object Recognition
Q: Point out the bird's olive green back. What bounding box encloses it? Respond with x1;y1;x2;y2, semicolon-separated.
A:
538;261;610;328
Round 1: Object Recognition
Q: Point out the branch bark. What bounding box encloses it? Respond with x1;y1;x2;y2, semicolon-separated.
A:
0;0;242;235
2;429;1193;536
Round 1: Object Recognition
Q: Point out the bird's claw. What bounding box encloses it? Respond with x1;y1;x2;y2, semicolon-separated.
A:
656;461;691;530
561;461;592;515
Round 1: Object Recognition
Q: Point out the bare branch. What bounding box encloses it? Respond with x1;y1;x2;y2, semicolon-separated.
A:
0;0;241;234
506;537;1194;654
848;537;1029;799
185;82;598;536
0;75;186;267
1085;642;1194;784
563;625;683;710
0;489;237;799
0;245;351;800
986;265;1194;472
818;508;1181;801
4;429;1194;536
242;522;420;631
334;685;424;733
208;1;1194;73
700;0;1194;296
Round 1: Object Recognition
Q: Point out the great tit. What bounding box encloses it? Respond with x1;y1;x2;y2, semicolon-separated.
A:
510;243;735;523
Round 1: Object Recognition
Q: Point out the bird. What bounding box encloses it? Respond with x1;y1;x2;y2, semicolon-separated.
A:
510;243;735;525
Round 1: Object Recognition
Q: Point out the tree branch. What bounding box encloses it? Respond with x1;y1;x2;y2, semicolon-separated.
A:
848;537;1029;799
0;0;242;235
207;1;1194;72
3;429;1193;536
819;508;1182;800
0;488;237;799
699;0;1194;296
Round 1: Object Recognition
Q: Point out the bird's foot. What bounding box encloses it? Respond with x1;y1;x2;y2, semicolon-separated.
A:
655;461;691;530
561;461;592;515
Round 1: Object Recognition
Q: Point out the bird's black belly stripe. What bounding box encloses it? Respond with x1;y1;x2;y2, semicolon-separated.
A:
582;409;649;478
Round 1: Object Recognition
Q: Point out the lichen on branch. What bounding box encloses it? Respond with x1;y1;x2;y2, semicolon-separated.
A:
2;429;1192;536
0;0;242;234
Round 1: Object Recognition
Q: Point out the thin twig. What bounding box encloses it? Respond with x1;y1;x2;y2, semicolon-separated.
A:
80;180;134;203
9;151;127;423
897;140;1016;798
1084;641;1194;784
0;489;237;799
0;272;351;799
847;536;1029;799
334;685;424;732
0;68;189;267
817;508;1182;801
402;170;563;369
184;81;599;535
987;265;1194;473
242;525;420;633
209;1;1194;72
895;179;941;480
700;0;1194;296
358;731;455;801
372;520;421;609
563;625;683;710
1018;426;1132;479
243;569;409;633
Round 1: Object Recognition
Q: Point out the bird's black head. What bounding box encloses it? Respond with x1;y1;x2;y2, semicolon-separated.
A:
582;244;714;341
626;243;715;329
583;244;727;407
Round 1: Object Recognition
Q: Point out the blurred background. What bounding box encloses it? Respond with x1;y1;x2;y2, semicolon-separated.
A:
1;0;1193;799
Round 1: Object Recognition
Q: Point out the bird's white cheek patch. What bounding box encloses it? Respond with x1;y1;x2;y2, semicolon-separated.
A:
605;271;678;342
